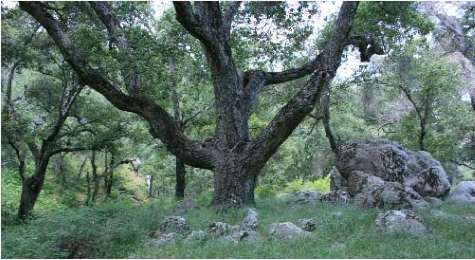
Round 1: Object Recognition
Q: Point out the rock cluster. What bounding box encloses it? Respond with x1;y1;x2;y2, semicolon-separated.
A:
329;139;451;209
151;216;189;247
152;208;322;247
159;216;188;233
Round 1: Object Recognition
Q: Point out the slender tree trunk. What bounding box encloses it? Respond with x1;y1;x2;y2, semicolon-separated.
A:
58;153;67;187
4;61;20;110
77;157;87;181
169;55;189;200
322;86;339;154
85;170;91;205
105;171;113;198
419;120;426;151
147;175;154;198
103;151;114;198
90;150;99;202
18;159;49;220
470;87;475;111
175;158;186;199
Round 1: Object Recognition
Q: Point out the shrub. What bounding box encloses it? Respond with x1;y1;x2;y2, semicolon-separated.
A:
256;184;278;199
283;176;331;194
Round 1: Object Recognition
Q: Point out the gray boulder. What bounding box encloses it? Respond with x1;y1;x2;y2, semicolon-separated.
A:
353;181;417;209
295;218;317;232
448;181;475;204
208;222;235;237
268;222;310;240
240;208;258;231
321;190;350;204
375;210;431;236
335;139;450;201
160;216;188;234
294;190;321;204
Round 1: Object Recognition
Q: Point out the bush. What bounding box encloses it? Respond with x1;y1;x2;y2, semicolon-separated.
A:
256;184;279;199
283;176;330;194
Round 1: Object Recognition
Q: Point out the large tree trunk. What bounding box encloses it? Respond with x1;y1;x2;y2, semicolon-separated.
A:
211;155;258;206
175;158;186;199
212;171;257;206
18;159;48;220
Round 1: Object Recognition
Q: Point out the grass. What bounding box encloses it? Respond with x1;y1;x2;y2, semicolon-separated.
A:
3;193;474;259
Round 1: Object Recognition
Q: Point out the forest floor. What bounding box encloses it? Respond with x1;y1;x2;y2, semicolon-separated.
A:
2;193;475;259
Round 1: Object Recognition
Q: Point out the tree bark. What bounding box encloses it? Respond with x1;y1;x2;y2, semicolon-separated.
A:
175;158;186;200
90;149;99;202
18;159;49;220
147;175;154;198
86;170;91;205
211;164;257;206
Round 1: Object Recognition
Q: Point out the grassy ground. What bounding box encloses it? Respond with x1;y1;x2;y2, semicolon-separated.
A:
2;193;475;259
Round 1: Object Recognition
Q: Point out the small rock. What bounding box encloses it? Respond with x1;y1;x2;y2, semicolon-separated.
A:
295;218;317;232
151;232;176;247
240;208;258;231
321;190;350;204
294;190;321;204
375;210;430;236
268;222;310;240
160;216;188;233
184;230;208;243
208;222;234;237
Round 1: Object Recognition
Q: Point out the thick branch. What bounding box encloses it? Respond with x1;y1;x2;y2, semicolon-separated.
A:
89;1;129;50
248;32;383;87
89;1;141;95
348;34;384;62
173;2;215;49
20;2;214;169
9;141;26;182
248;2;359;171
222;1;241;39
49;146;89;157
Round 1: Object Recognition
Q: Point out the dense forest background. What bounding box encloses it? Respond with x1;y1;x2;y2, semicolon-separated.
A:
1;1;474;258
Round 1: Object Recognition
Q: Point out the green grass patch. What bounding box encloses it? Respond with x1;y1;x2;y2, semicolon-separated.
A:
2;196;475;258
